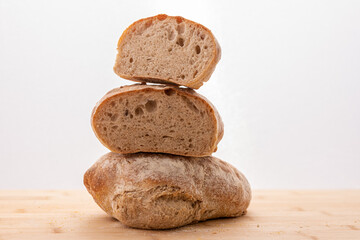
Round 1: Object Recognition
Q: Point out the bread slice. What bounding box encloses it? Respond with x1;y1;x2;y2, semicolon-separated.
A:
84;152;251;229
91;84;223;157
113;14;221;89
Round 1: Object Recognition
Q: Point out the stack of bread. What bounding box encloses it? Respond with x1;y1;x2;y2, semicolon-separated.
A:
84;14;251;230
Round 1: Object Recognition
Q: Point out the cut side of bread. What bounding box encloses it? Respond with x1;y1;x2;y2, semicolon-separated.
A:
114;14;221;89
84;152;251;229
91;84;223;157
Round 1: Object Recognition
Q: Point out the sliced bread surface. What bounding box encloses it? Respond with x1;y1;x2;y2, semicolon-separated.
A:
84;152;251;229
114;14;221;89
91;84;223;157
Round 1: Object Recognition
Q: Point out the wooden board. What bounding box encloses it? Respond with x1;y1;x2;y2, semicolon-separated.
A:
0;190;359;239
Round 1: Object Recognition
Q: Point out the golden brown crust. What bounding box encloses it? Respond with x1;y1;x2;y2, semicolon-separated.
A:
113;14;221;89
91;84;224;157
84;152;251;229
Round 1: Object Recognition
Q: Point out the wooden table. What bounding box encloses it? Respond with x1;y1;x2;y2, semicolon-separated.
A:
0;190;359;239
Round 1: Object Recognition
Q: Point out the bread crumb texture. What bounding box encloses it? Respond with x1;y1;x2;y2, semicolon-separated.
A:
114;14;221;89
91;84;223;157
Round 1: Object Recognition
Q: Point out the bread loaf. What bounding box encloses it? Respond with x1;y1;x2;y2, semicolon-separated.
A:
91;84;223;157
113;14;221;89
84;152;251;229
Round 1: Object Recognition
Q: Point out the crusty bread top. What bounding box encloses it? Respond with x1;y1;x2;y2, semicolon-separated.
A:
84;152;251;229
113;14;221;89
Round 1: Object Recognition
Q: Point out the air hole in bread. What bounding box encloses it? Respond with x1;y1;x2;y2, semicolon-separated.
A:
110;101;116;107
112;125;118;130
195;45;201;54
168;48;173;52
189;138;192;142
176;23;185;34
168;30;175;41
162;135;172;139
200;34;205;40
129;58;133;63
189;144;193;148
193;70;198;78
176;37;184;47
129;114;133;119
111;114;119;121
180;74;185;79
204;45;208;49
145;100;157;112
137;20;153;35
124;110;129;116
181;96;199;113
135;107;144;116
164;88;176;96
103;127;107;131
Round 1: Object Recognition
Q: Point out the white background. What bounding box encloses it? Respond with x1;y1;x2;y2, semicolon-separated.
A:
1;0;359;189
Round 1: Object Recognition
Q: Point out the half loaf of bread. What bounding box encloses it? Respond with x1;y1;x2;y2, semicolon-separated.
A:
84;152;251;229
113;14;221;89
91;84;223;157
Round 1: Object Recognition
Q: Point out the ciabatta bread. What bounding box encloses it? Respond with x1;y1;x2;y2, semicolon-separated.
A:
91;84;223;157
84;152;251;229
113;14;221;89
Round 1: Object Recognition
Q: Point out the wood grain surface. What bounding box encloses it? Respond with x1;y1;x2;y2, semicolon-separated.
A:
0;190;359;239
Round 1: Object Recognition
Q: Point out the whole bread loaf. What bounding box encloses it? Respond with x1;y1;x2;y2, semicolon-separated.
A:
91;84;223;157
84;152;251;229
113;14;221;89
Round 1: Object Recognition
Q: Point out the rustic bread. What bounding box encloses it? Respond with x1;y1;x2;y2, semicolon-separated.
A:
91;84;223;157
84;152;251;229
113;14;221;89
